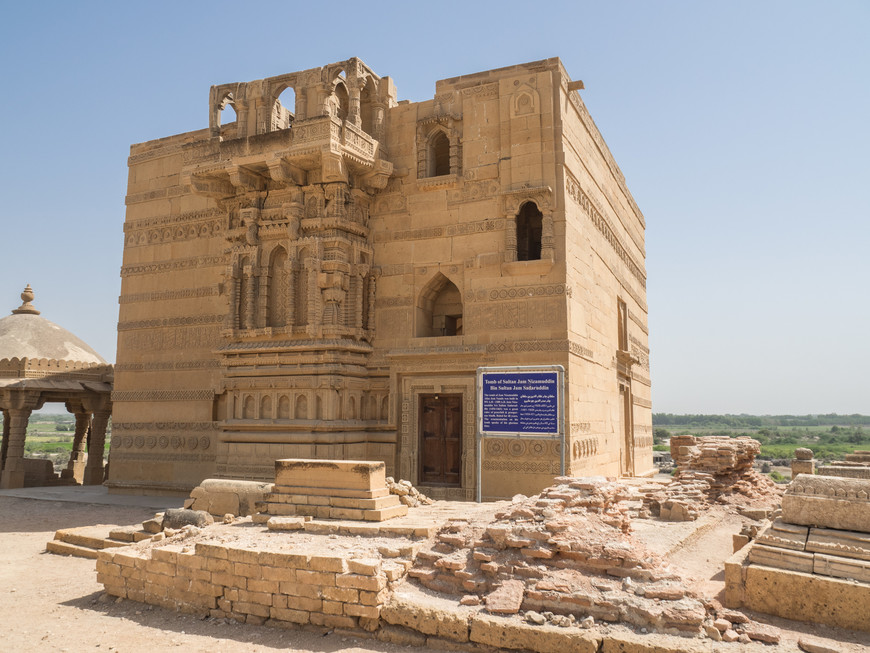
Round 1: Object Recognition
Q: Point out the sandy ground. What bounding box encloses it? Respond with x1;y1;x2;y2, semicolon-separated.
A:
0;495;451;653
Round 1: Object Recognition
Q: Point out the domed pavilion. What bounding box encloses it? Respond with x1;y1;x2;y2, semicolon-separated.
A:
0;285;113;488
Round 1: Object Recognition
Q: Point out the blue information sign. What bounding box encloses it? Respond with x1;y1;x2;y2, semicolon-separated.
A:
480;371;560;435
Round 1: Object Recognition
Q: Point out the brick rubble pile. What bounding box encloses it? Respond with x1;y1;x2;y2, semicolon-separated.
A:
407;477;714;635
642;435;781;521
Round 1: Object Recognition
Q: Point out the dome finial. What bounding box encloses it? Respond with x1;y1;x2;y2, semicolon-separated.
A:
12;284;40;315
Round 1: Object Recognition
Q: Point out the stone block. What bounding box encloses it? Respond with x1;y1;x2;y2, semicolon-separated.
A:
267;516;305;531
162;508;214;530
336;573;386;592
782;475;870;532
748;544;814;572
381;590;472;641
274;459;385;492
813;553;870;583
743;564;870;632
469;613;600;653
807;526;870;561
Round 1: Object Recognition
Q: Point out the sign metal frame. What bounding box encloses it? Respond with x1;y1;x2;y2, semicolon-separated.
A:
475;365;565;502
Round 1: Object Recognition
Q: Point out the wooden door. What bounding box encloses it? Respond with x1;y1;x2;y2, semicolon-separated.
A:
419;394;462;486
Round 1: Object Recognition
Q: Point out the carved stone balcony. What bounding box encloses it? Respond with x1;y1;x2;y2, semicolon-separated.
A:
182;116;392;198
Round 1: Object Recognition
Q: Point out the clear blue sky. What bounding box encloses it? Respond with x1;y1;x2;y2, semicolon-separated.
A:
1;1;867;415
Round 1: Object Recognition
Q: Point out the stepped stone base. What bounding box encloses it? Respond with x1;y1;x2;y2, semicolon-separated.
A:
260;459;408;522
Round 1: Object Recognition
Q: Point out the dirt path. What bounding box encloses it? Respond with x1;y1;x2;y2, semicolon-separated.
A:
0;496;448;653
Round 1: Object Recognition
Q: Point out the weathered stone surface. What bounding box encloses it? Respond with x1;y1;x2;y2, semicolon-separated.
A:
798;635;844;653
756;518;809;551
380;590;472;642
162;509;214;529
813;552;870;583
782;475;870;533
599;630;713;652
469;613;600;653
188;479;273;516
795;448;814;461
806;526;870;561
743;621;781;643
742;563;870;632
747;543;814;573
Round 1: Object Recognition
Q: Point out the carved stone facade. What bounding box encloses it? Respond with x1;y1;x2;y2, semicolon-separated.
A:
109;57;652;499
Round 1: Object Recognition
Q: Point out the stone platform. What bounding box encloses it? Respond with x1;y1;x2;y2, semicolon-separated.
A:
726;475;870;632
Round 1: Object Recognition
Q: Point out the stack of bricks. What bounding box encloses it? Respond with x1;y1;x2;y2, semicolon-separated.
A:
96;540;396;629
643;435;775;521
257;459;408;522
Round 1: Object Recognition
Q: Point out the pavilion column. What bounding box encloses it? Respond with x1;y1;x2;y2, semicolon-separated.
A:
0;410;9;472
1;408;32;489
84;409;110;485
62;412;91;484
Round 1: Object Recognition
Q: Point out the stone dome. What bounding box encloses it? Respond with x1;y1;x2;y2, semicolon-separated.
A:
0;285;107;365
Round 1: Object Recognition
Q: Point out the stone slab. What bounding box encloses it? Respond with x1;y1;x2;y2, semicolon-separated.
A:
807;527;870;561
270;484;390;499
781;475;870;533
755;518;808;551
274;459;385;492
816;466;870;480
748;544;814;573
813;552;870;583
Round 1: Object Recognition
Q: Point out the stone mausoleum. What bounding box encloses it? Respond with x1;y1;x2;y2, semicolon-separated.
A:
108;57;652;500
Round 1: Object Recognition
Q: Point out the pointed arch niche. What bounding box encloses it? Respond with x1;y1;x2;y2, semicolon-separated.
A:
416;273;463;337
502;187;555;268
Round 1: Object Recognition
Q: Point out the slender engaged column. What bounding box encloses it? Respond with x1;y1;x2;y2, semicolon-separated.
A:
84;409;110;485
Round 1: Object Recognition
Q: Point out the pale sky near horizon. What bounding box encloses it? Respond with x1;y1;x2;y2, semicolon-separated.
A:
1;1;867;415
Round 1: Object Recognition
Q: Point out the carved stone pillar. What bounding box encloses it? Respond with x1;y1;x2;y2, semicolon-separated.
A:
541;212;555;260
0;408;31;489
63;411;91;484
295;87;307;121
349;82;362;128
505;216;518;262
84;409;110;486
244;265;256;330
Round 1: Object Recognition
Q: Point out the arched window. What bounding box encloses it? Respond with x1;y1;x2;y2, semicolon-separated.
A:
273;87;295;131
268;246;288;327
260;395;272;419
516;202;543;261
316;395;324;420
428;131;450;177
416;273;463;337
334;83;349;122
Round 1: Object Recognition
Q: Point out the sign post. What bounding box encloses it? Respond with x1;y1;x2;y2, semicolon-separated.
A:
476;365;565;502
